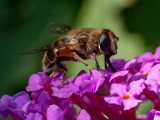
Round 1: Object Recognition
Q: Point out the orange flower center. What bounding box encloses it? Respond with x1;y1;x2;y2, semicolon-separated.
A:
143;72;148;76
122;94;131;99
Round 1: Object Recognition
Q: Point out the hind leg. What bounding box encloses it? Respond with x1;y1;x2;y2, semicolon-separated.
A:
56;62;67;88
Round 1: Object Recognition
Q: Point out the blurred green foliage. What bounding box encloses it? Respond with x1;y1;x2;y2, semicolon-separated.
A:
0;0;159;119
0;0;82;97
122;0;160;52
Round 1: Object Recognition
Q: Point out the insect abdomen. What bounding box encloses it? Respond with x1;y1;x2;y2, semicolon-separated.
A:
42;49;56;71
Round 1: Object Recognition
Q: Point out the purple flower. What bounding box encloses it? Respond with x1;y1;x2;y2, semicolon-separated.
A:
26;72;51;92
52;83;80;98
106;58;126;72
36;91;53;111
155;46;160;61
147;109;160;120
0;95;13;118
144;65;160;93
26;112;43;120
77;109;91;120
122;58;137;70
0;91;31;119
1;46;160;120
109;70;128;82
51;71;74;88
47;104;63;120
73;69;105;94
104;79;144;110
137;52;155;63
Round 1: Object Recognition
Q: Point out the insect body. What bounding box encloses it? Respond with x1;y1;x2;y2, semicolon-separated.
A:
23;23;119;80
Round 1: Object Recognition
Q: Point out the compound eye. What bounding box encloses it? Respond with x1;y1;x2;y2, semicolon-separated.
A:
99;33;110;52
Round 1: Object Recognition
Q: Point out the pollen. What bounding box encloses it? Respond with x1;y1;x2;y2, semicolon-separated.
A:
122;94;131;99
50;72;55;77
143;72;148;76
49;70;57;77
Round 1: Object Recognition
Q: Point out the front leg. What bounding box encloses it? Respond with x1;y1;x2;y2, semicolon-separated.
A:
104;55;108;69
104;55;116;73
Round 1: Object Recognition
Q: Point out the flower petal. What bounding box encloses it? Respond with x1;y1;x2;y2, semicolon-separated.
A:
26;72;51;92
140;62;154;73
129;79;145;96
52;83;80;98
109;70;128;82
147;109;160;120
64;105;77;120
145;78;160;93
77;109;91;120
37;91;52;111
12;91;30;110
104;96;122;105
122;59;137;70
26;112;43;120
123;98;141;110
155;46;160;59
137;52;155;63
38;72;51;85
110;83;127;96
106;59;126;71
0;95;13;117
74;70;90;86
147;70;160;81
26;74;43;91
47;104;63;120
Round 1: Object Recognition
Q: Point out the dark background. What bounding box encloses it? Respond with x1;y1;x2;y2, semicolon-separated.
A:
0;0;159;119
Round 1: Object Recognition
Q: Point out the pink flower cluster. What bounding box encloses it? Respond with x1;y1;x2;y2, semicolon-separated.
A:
0;46;160;120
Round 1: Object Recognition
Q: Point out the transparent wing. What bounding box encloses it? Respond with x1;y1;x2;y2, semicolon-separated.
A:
19;45;51;55
47;22;75;34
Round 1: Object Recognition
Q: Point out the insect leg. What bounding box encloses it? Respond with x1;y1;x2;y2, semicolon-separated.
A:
105;55;116;72
91;53;105;75
49;68;58;77
73;52;92;76
90;53;100;70
56;62;67;88
104;55;108;69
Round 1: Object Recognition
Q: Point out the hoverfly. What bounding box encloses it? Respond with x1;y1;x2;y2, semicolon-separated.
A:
22;23;119;81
